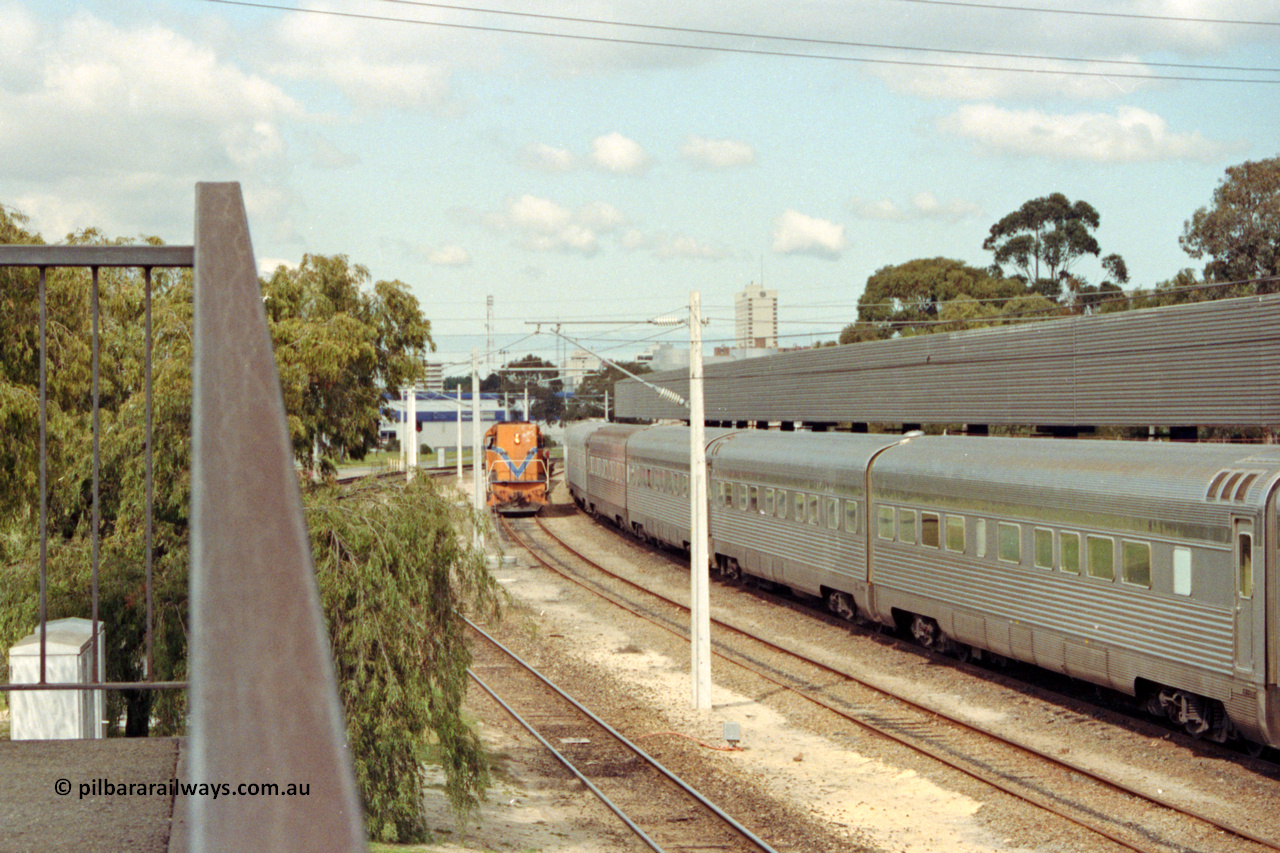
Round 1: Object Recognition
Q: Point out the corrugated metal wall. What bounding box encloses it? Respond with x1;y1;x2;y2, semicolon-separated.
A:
615;294;1280;427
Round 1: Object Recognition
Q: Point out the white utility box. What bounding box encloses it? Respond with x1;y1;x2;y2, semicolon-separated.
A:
7;618;106;740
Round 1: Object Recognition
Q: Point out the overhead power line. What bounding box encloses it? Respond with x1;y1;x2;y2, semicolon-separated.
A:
889;0;1280;28
202;0;1280;83
371;0;1280;74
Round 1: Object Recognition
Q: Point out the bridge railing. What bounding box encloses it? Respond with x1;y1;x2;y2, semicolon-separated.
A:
0;183;367;852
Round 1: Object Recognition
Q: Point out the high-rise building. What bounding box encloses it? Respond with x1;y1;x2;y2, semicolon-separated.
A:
564;349;600;390
734;282;778;349
421;362;444;392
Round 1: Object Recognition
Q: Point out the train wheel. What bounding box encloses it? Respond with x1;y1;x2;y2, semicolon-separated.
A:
827;591;856;623
910;615;942;650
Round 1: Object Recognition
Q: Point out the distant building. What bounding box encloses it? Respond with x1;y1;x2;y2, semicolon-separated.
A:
381;392;510;451
422;362;443;392
734;282;777;349
564;349;601;390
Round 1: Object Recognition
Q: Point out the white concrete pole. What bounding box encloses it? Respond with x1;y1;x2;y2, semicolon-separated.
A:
471;347;483;514
405;385;417;482
689;291;711;710
456;385;463;483
604;389;609;421
524;386;530;422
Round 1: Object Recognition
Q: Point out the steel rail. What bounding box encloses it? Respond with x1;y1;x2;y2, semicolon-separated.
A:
465;670;669;853
507;515;1280;853
464;616;781;853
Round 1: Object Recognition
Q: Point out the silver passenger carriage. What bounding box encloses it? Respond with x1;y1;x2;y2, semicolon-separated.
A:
575;423;644;529
563;420;599;510
626;426;736;550
867;435;1280;747
707;431;905;618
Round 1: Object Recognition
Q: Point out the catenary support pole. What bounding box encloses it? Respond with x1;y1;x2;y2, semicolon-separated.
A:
405;385;417;481
472;348;483;516
689;291;711;711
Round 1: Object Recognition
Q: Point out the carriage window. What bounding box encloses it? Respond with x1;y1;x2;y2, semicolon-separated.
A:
764;488;775;516
1060;532;1081;575
1122;541;1151;588
921;512;940;548
826;497;840;530
975;519;987;558
736;483;748;511
717;481;731;507
748;485;759;513
1172;547;1192;595
795;492;806;523
899;509;917;544
777;489;788;519
1238;531;1254;599
845;500;860;534
877;506;895;540
1034;528;1054;569
945;515;965;553
1087;535;1115;581
807;494;820;526
682;473;689;497
998;523;1021;563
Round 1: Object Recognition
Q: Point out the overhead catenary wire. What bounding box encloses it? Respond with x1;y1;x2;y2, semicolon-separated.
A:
201;0;1280;83
889;0;1280;28
369;0;1280;74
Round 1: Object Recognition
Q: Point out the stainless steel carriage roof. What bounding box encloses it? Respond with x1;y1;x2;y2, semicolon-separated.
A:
614;294;1280;428
584;423;645;456
710;431;907;488
564;420;604;447
871;435;1280;539
626;425;740;465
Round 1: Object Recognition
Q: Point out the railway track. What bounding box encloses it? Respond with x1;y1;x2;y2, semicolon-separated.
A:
498;513;1280;853
464;615;781;853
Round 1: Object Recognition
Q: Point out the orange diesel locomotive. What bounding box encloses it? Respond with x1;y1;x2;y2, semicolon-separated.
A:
484;421;552;515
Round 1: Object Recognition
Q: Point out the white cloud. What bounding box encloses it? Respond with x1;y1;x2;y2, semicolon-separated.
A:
937;104;1228;163
258;257;299;276
269;8;455;111
0;11;304;240
850;192;982;223
485;195;634;255
427;245;471;266
522;143;578;173
507;194;573;234
680;135;755;169
653;233;727;260
771;210;848;259
590;133;650;174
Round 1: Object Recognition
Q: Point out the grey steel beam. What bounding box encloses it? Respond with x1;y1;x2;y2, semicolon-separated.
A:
615;295;1280;428
189;182;366;852
0;244;194;267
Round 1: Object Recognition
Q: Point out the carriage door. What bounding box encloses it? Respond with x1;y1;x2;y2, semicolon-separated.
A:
1234;517;1255;676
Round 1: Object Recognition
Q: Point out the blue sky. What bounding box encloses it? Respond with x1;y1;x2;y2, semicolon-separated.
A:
1;1;1277;375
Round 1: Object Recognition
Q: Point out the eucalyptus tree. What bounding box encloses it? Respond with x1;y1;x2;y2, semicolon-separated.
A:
983;193;1126;300
1180;156;1280;290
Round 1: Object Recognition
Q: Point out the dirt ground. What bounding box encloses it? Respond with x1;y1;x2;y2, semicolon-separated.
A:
413;482;1041;853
